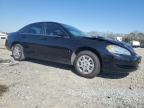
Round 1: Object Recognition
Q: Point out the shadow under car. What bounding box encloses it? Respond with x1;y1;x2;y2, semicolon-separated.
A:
27;58;129;79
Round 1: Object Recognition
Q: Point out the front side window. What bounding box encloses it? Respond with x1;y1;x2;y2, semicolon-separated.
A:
19;24;43;35
45;23;66;36
63;24;88;37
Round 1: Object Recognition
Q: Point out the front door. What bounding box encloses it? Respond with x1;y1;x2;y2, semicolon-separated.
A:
36;23;73;64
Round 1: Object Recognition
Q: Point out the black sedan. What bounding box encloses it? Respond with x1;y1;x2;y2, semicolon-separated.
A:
5;22;141;78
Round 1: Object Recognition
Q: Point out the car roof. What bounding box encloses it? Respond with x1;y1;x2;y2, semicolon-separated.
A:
31;22;63;26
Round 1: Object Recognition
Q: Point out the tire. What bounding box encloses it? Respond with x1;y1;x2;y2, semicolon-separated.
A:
74;51;101;78
12;44;25;61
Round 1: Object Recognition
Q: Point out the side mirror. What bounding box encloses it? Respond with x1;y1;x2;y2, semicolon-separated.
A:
53;30;66;37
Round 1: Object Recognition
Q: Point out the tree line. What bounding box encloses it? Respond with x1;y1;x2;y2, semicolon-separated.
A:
88;31;144;44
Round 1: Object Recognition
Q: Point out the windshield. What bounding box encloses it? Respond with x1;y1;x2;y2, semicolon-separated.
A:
63;24;88;37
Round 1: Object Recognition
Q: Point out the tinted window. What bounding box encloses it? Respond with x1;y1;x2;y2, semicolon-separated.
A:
63;24;88;37
45;23;66;36
20;23;43;35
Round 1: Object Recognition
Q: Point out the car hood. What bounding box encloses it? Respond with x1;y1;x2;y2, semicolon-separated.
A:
83;36;135;54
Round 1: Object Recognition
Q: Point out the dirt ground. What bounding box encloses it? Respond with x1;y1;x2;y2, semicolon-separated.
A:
0;48;144;108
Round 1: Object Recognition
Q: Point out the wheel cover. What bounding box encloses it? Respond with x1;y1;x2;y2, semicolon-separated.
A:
13;46;21;59
77;55;95;74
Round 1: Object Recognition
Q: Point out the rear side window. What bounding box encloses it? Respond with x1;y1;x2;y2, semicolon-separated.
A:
20;23;43;35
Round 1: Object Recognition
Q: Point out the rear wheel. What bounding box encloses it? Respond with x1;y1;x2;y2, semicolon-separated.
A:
74;51;100;78
12;44;25;61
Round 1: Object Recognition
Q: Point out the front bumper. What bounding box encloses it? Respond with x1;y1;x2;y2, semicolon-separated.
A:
103;54;141;73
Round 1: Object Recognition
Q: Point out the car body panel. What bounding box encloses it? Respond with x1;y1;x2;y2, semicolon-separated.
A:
5;22;141;73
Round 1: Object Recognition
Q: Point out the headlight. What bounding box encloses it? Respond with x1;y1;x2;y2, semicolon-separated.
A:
106;45;131;55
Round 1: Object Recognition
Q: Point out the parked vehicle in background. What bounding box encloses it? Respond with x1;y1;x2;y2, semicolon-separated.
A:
5;22;141;78
116;36;122;42
0;32;7;40
130;41;141;47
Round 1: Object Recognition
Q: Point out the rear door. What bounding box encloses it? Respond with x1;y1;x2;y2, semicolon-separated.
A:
18;23;45;57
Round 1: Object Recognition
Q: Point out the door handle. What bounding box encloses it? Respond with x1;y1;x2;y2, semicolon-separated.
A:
21;36;26;39
38;37;47;40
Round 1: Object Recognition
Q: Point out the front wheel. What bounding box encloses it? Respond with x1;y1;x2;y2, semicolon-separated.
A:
12;44;25;61
74;51;101;78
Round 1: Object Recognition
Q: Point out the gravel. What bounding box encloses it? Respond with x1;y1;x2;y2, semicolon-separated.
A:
0;48;144;108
